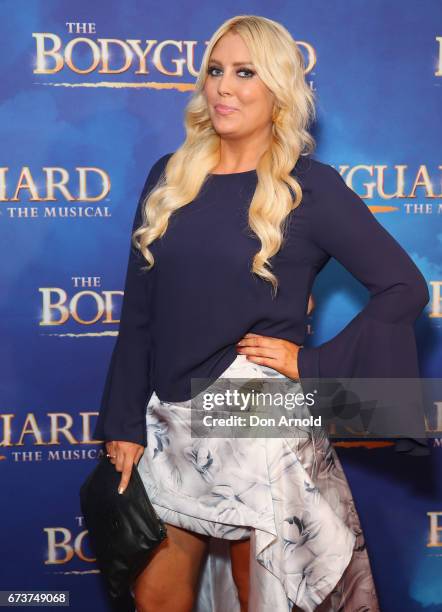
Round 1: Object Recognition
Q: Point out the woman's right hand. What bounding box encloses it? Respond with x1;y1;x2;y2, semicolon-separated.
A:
105;440;145;494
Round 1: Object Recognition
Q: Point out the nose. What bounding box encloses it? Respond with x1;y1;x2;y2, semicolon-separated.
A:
217;69;234;96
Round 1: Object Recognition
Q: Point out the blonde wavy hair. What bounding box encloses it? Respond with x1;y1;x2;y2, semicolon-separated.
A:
133;14;316;297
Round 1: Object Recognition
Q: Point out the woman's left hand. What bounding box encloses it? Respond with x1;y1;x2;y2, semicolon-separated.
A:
236;333;302;380
236;292;315;379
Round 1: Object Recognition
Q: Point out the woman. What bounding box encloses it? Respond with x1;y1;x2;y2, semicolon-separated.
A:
93;15;429;612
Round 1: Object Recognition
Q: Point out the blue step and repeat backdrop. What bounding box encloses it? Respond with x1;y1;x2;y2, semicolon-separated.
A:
1;1;441;610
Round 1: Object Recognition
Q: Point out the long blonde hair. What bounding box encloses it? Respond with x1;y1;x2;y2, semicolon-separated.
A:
134;14;316;297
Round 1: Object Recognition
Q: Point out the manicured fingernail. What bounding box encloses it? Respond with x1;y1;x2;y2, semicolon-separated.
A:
118;487;124;494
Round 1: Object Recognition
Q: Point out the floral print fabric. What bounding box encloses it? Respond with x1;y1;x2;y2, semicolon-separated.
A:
137;354;380;611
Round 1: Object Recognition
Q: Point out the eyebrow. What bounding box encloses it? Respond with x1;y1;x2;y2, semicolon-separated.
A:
208;58;255;66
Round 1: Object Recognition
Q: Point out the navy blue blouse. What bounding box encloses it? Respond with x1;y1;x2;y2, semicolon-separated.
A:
93;152;429;447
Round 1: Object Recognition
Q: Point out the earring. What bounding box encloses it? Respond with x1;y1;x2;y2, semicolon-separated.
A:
272;106;283;127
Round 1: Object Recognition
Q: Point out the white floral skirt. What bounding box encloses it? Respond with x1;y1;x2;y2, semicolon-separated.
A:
137;354;380;612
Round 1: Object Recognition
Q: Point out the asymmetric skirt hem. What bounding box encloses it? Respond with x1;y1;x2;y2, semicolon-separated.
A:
137;354;380;611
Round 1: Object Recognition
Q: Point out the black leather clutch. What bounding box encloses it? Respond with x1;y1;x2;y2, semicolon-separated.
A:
79;455;167;607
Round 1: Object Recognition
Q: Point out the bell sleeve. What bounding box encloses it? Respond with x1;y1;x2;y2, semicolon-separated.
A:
297;164;430;450
92;153;170;446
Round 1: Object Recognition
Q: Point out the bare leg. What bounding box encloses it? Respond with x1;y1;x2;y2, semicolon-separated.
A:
132;522;210;612
230;537;250;612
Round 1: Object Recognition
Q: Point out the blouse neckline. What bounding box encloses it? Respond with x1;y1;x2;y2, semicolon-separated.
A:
209;168;257;177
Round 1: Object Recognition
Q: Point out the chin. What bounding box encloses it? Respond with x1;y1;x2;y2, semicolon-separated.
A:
214;128;239;137
212;120;240;132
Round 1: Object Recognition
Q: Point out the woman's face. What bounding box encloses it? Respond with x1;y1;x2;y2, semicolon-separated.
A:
203;31;275;140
